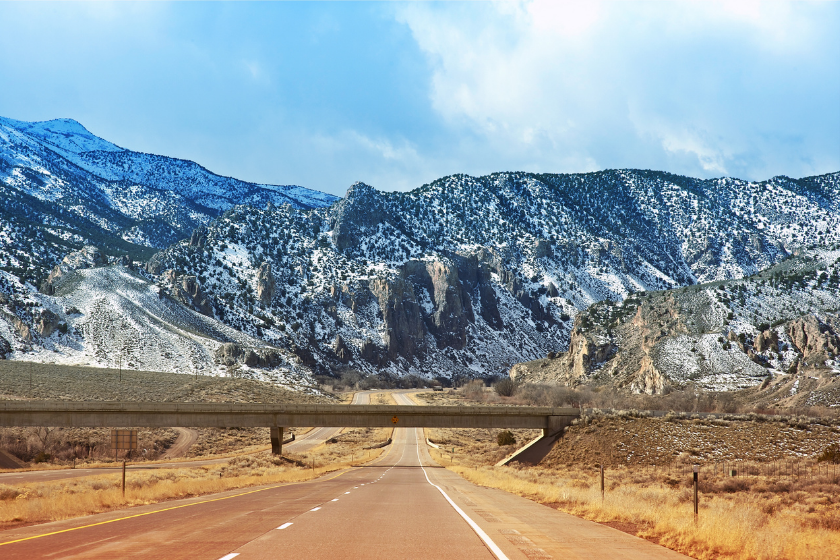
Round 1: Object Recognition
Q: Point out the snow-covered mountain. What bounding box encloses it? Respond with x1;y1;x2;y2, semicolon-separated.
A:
510;245;840;402
1;117;838;393
0;116;338;286
139;170;840;383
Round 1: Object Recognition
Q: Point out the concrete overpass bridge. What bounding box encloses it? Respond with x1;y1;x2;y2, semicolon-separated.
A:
0;401;580;455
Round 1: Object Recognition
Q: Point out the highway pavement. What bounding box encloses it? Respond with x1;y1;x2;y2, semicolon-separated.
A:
0;390;691;559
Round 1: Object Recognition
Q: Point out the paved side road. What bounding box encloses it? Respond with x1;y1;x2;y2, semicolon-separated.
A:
0;391;375;485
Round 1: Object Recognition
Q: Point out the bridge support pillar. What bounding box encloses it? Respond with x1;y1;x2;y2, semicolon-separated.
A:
544;415;575;438
270;426;283;455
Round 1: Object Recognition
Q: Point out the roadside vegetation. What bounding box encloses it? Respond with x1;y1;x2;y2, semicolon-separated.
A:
421;386;840;560
0;425;392;530
444;461;839;560
445;378;839;419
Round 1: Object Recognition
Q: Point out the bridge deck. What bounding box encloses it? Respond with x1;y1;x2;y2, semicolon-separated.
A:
0;401;580;430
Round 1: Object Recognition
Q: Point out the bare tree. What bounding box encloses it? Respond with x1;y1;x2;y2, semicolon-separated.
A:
29;427;59;453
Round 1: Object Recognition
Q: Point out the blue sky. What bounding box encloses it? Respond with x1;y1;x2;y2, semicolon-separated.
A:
0;1;837;196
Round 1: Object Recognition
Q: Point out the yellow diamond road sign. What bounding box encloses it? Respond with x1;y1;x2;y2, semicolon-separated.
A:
392;416;399;424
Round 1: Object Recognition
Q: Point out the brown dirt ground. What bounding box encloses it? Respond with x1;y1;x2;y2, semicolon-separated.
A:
545;415;840;467
0;360;331;404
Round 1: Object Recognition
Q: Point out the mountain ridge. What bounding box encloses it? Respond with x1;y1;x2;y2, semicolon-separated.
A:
1;115;839;399
0;115;338;286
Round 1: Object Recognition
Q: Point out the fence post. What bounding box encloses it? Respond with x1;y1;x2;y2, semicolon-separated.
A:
600;463;605;501
122;460;126;497
693;465;699;521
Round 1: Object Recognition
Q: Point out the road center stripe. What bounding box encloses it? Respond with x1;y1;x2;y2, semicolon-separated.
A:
277;523;293;530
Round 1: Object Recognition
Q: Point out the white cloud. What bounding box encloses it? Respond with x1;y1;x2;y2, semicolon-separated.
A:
395;1;839;180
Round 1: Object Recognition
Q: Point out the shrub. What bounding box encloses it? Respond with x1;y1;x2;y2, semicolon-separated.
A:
497;431;516;446
817;443;840;463
494;378;517;397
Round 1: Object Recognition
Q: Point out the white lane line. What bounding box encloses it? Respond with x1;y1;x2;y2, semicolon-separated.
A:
415;430;510;560
276;523;293;530
310;507;321;512
344;491;351;494
331;498;339;501
217;554;240;560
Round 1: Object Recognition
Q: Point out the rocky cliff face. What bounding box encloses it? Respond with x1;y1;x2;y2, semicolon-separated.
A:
510;247;840;401
138;170;840;382
5;166;840;389
160;269;214;317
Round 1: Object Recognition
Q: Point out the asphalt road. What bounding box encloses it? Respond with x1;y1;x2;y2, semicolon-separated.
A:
0;391;691;560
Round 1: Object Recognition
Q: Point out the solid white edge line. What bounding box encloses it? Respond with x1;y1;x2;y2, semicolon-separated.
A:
217;554;240;560
414;432;510;560
277;523;293;530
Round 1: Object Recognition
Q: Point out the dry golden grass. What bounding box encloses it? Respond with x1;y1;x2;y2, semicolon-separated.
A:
0;427;390;530
429;446;840;560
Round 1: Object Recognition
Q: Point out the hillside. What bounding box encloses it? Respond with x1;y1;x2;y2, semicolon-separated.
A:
510;246;840;406
0;248;317;388
2;117;838;391
143;170;840;382
0;116;337;286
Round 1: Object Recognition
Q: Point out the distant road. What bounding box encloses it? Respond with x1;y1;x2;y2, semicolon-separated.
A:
162;428;199;459
281;389;372;453
0;391;691;559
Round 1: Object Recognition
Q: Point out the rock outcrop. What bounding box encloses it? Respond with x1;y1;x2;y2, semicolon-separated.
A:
40;245;108;294
35;309;59;337
0;336;10;358
754;329;780;353
161;270;214;317
256;263;276;306
333;335;352;363
369;276;426;361
787;316;840;366
190;226;208;248
214;343;284;368
330;182;387;252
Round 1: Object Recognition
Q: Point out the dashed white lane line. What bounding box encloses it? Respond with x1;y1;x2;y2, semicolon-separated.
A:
217;554;239;560
310;507;321;512
344;491;351;494
331;498;339;502
276;523;293;530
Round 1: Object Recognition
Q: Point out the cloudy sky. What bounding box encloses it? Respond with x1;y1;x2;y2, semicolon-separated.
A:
1;1;837;196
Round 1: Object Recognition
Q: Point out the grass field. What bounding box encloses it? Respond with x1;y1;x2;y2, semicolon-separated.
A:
0;360;331;403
